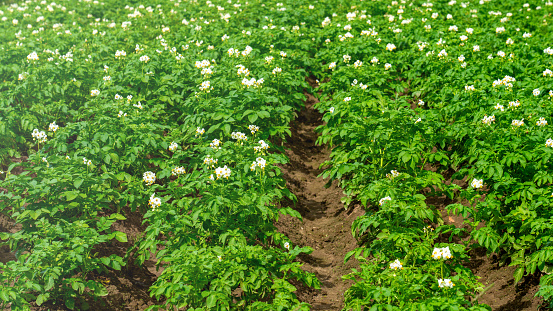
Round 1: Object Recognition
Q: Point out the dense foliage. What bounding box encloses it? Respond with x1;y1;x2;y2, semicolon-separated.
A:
1;0;552;309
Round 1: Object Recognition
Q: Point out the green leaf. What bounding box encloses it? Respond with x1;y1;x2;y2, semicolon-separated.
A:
65;298;75;310
248;113;258;123
513;267;524;284
114;231;128;243
74;179;84;189
66;191;78;201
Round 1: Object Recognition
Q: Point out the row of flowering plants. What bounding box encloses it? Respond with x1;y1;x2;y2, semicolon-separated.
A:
309;0;553;309
0;0;326;309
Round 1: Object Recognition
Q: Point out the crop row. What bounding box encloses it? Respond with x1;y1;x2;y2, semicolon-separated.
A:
312;0;553;309
0;0;327;309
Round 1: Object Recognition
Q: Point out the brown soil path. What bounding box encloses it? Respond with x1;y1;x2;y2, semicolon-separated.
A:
275;84;364;310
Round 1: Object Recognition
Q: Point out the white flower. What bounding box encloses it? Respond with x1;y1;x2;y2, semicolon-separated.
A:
438;279;455;288
254;140;270;153
473;45;480;52
533;89;540;96
329;107;335;113
148;193;161;210
543;69;553;77
523;32;531;38
354;60;363;68
386;43;396;51
117;111;127;118
432;246;453;259
508;100;520;109
143;171;156;186
506;38;514;45
133;102;143;109
458;55;465;62
27;51;39;61
204;155;218;167
284;242;290;250
31;129;47;143
171;166;186;176
199;81;212;92
329;62;336;70
139;55;150;62
497;51;506;57
83;157;92;166
494;103;505;111
385;63;392;70
217;255;222;262
512;119;525;127
48;122;59;132
379;196;391;206
546;138;553;148
280;51;287;58
103;76;111;82
465;85;475;91
386;170;400;178
496;27;505;33
169;141;178;152
389;259;403;270
210;139;221;149
215;165;231;179
418;100;425;106
90;89;100;96
343;54;351;63
250;157;267;171
537;117;548;126
196;127;205;136
248;125;260;134
415;118;422;123
482;115;495;125
115;50;127;58
471;178;483;189
231;132;247;141
272;67;282;75
344;97;351;102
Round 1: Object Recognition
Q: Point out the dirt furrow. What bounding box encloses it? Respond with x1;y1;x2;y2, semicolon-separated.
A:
275;85;364;310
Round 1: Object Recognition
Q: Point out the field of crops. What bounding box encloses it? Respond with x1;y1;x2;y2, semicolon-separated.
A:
1;0;553;309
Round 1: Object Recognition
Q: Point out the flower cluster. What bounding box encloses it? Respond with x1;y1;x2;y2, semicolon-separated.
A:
511;119;525;127
254;140;270;153
215;166;231;179
231;132;247;141
196;127;205;136
492;75;515;88
431;246;452;260
471;178;483;189
379;196;391;206
32;129;47;143
438;279;454;288
386;170;400;178
204;155;218;167
248;125;259;135
250;157;266;171
171;166;185;176
389;259;403;270
83;157;92;166
148;193;161;210
481;115;495;125
546;138;553;148
143;171;156;186
48;122;59;132
210;139;221;149
199;81;213;92
169;141;178;152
